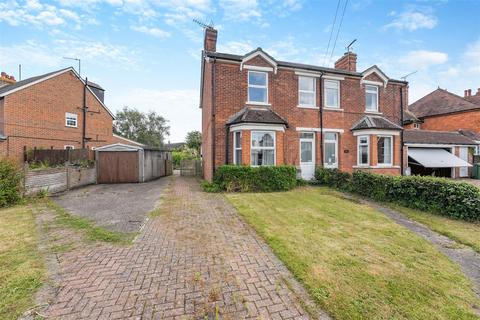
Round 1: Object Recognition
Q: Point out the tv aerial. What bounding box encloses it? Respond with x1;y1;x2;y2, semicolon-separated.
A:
401;70;418;81
193;18;214;29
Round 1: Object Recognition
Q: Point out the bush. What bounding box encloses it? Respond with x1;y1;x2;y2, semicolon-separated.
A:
210;165;297;192
172;149;198;169
0;158;23;207
315;168;480;221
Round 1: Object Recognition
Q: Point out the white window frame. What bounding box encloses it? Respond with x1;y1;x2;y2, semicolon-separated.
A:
413;123;421;129
377;135;393;166
365;85;379;112
357;135;370;166
323;132;338;168
324;79;340;109
247;71;268;104
250;131;276;166
475;145;480;155
298;76;316;108
234;131;242;165
64;145;75;150
65;112;78;128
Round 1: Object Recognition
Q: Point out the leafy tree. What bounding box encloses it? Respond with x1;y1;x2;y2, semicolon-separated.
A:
114;107;170;147
185;130;202;156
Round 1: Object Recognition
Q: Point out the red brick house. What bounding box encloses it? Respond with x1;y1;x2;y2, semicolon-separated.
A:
200;28;408;181
0;67;142;162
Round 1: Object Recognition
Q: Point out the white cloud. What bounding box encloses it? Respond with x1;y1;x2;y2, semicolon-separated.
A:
384;9;437;31
219;0;261;22
109;89;200;142
131;25;171;38
217;41;254;55
399;50;448;69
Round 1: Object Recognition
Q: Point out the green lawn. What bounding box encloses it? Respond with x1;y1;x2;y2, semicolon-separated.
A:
390;204;480;254
226;186;480;320
0;206;45;320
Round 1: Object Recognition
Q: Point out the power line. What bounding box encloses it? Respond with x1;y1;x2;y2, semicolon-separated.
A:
323;0;341;66
329;0;349;65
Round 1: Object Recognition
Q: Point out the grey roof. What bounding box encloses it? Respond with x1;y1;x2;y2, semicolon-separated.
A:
165;142;186;150
87;80;104;91
403;109;421;124
226;107;288;126
351;115;403;131
458;130;480;142
0;67;71;96
404;130;477;145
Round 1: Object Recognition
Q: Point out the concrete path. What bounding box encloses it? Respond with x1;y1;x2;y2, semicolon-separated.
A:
372;204;480;296
45;176;325;319
53;178;171;233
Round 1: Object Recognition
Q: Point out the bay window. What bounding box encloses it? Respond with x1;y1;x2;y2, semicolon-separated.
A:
377;136;393;165
251;131;275;166
234;131;242;165
248;71;268;104
365;85;378;112
357;135;369;165
298;76;316;107
324;80;340;108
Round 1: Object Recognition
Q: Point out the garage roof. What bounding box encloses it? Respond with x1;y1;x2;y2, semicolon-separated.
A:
95;143;143;151
408;148;472;168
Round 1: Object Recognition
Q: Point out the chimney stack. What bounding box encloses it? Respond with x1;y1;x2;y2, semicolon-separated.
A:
334;52;357;72
464;89;469;98
0;71;16;88
204;27;217;52
468;89;472;97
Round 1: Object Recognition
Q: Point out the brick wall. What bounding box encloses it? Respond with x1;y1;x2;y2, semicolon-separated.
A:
420;110;480;133
1;70;118;162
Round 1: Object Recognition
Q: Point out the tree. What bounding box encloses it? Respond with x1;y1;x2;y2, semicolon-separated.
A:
114;107;170;147
185;130;202;156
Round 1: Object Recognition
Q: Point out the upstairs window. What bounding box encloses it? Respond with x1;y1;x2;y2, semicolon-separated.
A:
365;85;379;112
65;113;78;127
357;135;369;165
377;136;393;165
251;131;275;166
248;71;268;104
324;80;340;108
234;131;242;165
298;76;316;107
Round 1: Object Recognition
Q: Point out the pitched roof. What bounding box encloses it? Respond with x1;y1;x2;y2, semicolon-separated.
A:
226;107;288;126
350;115;402;131
409;88;480;118
403;109;421;124
458;129;480;142
404;129;477;145
465;93;480;105
0;67;71;96
87;80;104;91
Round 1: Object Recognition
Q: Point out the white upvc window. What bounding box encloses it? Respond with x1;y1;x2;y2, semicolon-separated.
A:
357;135;370;166
324;132;338;168
65;112;78;127
365;85;379;112
298;76;316;107
413;123;421;129
324;79;340;108
475;145;480;155
64;145;75;150
251;131;275;166
377;135;393;166
234;131;242;165
248;71;268;104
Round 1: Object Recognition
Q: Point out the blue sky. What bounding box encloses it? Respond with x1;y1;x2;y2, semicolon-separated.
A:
1;0;479;142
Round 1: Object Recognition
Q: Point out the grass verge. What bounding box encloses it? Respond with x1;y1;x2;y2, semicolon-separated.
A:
226;186;480;319
390;204;480;253
0;205;45;320
45;200;136;244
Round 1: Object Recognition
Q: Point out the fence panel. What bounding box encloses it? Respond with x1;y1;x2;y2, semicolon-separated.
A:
180;159;202;176
25;148;92;165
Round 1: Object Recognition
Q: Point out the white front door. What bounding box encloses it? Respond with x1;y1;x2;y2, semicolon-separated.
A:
459;147;469;177
300;133;315;180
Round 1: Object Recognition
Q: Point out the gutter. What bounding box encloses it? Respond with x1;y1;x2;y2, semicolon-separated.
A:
82;77;88;149
319;72;324;167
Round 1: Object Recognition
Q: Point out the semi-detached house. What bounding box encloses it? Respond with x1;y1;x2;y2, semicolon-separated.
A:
200;27;408;181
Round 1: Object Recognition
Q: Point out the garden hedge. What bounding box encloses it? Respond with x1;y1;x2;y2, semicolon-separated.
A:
209;165;297;192
315;167;480;221
0;157;23;207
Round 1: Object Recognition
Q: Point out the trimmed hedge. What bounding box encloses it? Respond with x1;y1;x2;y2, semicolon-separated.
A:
208;165;297;192
315;167;480;221
0;157;23;207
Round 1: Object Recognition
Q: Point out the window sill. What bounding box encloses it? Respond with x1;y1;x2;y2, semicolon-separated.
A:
297;105;319;109
353;165;400;169
323;107;344;112
65;125;78;128
364;111;382;115
246;101;271;106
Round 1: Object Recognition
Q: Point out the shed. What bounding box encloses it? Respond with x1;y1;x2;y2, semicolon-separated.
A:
95;143;172;183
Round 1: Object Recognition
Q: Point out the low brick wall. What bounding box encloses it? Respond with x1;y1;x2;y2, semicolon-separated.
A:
24;165;96;196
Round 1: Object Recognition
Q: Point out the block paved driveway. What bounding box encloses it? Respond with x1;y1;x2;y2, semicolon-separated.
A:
45;176;324;319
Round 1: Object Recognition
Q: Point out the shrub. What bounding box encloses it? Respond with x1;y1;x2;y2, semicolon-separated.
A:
210;165;297;192
172;149;198;169
315;168;480;221
0;158;23;207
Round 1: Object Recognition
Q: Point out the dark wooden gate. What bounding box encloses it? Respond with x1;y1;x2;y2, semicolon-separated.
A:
97;151;139;183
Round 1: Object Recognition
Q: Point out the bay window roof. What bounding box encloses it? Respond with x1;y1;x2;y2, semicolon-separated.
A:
351;115;402;131
226;107;288;126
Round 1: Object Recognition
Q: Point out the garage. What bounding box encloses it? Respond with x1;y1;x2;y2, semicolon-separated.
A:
404;130;476;178
95;143;172;183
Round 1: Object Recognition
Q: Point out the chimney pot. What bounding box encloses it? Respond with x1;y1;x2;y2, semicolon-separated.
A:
204;27;217;52
334;52;357;72
467;89;472;97
464;90;468;97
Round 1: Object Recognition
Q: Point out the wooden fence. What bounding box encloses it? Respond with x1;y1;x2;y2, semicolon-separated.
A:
180;159;202;176
24;148;94;165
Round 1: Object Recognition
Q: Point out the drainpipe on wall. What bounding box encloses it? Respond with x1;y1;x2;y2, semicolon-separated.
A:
225;125;230;164
211;58;217;175
82;77;88;149
319;72;325;167
400;85;405;175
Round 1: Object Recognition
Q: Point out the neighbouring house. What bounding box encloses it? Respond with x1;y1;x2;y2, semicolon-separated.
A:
0;67;141;162
403;129;476;178
199;27;408;181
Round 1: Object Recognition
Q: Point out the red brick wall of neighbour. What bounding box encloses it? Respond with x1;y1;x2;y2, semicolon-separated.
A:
419;110;480;133
201;59;214;181
0;70;117;162
201;55;406;180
